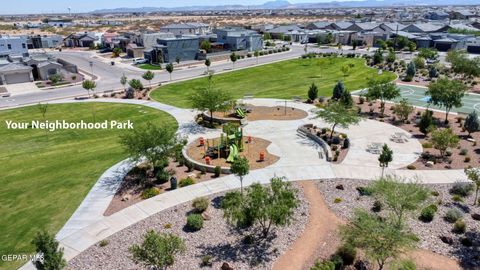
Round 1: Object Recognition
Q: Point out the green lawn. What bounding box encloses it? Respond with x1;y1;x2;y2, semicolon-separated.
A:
0;103;176;270
151;57;396;108
137;63;162;70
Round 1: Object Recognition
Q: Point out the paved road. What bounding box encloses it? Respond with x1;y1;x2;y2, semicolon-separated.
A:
0;44;372;110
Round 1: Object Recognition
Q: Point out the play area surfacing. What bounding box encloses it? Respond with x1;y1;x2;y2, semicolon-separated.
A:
353;84;480;116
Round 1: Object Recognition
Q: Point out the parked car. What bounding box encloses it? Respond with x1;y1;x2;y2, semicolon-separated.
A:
133;58;147;65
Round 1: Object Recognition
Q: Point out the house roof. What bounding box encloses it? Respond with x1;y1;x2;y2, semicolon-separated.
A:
0;63;32;73
268;25;303;33
161;23;209;29
309;22;332;29
353;22;381;31
404;23;448;33
331;22;353;30
381;23;406;31
37;61;62;68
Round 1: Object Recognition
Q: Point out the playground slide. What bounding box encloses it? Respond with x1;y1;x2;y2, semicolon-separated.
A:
227;144;238;163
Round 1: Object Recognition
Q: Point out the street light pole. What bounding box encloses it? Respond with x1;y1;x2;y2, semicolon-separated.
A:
89;61;94;78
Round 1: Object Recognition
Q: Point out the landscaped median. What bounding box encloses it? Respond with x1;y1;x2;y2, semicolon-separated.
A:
150;57;396;108
0;103;177;270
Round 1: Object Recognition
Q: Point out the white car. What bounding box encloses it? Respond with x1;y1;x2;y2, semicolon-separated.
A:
133;58;147;65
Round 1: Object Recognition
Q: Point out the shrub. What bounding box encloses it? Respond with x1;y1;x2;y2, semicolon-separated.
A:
419;204;437;222
464;156;471;163
431;190;440;196
164;223;172;229
453;220;466;234
99;239;109;247
179;177;195;187
450;182;474;197
156;169;170;184
200;255;213;267
142;187;160;199
459;148;468;155
186;214;204;231
407;165;416;170
422;142;433;148
214;166;221;177
334;198;342;203
372;200;382;212
452;195;463;202
334;244;356;265
356;186;373;196
445;208;463;223
311;260;336;270
192;197;209;213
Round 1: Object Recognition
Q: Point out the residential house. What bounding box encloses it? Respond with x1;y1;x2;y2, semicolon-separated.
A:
267;25;303;39
0;35;28;57
126;43;144;58
215;27;263;51
64;32;99;48
160;23;211;36
0;63;33;84
402;23;450;33
27;35;63;49
450;10;476;20
44;18;74;28
424;11;449;21
144;36;199;64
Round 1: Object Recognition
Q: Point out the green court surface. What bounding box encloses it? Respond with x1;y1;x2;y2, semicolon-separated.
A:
353;84;480;116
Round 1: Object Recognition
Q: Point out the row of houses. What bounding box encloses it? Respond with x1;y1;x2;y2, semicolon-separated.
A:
0;35;63;57
264;21;480;53
62;24;263;64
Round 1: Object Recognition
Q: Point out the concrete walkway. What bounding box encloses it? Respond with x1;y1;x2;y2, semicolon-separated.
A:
20;97;468;269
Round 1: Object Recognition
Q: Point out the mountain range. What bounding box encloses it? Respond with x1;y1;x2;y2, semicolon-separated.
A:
91;0;478;13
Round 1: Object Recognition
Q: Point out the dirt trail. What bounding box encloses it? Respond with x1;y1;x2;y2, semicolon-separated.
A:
273;181;344;270
273;180;463;270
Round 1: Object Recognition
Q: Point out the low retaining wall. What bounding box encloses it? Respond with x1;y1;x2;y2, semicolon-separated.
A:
182;147;231;174
201;111;241;124
297;124;333;162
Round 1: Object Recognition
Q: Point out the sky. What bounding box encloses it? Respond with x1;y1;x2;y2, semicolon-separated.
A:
1;0;349;15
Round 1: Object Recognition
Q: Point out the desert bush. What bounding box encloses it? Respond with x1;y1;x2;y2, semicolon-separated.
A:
453;220;466;234
372;200;383;212
334;198;342;203
450;182;474;197
99;239;109;247
419;204;437;222
186;214;204;231
142;187;160;199
459;148;468;155
214;166;221;177
407;165;416;170
334;244;356;265
192;197;209;213
179;177;195;187
445;208;463;223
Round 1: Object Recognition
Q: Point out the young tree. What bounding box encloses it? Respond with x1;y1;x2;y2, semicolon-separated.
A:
369;175;430;227
204;58;211;72
340;89;353;108
340;210;418;270
413;56;426;69
120;73;128;91
254;50;260;64
332;80;345;100
315;101;361;139
129;230;185;270
465;167;480;205
426;78;468;124
82;79;97;121
189;75;232;126
352;40;357;51
419;110;435;136
393;98;414;123
405;61;416;81
464;110;480;136
120;123;183;169
230;156;250;195
82;79;96;98
307;82;319;102
430;128;459;158
31;231;66;270
230;52;237;69
418;48;438;60
128;79;144;92
386;50;396;63
142;70;155;89
175;56;180;64
221;177;298;238
407;41;416;52
428;66;439;79
378;144;393;178
373;49;384;65
166;63;174;81
366;77;400;117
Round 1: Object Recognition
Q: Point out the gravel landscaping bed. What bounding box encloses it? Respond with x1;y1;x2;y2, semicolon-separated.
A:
316;178;480;268
68;183;309;270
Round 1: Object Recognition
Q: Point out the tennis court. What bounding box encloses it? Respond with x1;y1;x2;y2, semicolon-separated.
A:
352;84;480;116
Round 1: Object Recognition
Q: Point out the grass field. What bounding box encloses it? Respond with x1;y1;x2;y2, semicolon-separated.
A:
137;63;162;70
0;103;176;270
151;57;396;108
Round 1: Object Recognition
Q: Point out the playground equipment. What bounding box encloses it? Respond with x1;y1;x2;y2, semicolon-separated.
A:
204;123;244;163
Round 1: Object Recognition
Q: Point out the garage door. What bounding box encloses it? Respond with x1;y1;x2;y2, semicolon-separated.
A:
5;73;31;84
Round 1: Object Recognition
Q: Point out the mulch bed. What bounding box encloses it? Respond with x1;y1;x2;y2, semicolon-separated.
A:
186;137;279;170
69;184;309;270
104;159;216;216
316;178;480;268
355;97;480;170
